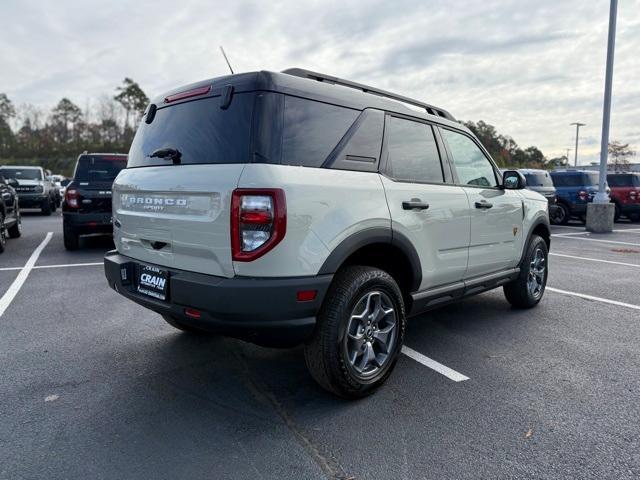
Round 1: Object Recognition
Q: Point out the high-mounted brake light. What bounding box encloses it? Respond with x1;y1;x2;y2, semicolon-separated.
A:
65;188;80;209
164;85;211;103
231;189;286;261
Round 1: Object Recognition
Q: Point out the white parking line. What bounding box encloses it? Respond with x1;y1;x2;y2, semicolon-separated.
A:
552;232;590;237
547;287;640;311
0;262;103;272
401;346;470;382
551;235;640;247
0;232;52;318
550;253;640;268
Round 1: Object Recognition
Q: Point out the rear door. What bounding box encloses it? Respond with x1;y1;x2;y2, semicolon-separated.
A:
113;91;256;278
380;115;470;291
439;127;524;277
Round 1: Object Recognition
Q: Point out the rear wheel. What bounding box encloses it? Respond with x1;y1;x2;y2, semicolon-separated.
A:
504;234;548;309
7;211;21;238
613;203;621;222
63;224;79;250
41;198;52;216
553;203;569;225
304;266;405;399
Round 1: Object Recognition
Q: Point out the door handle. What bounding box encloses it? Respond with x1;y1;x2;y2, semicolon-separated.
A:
475;201;493;209
402;199;429;210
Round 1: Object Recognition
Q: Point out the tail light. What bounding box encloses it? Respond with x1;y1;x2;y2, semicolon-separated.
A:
231;189;286;261
630;190;638;202
65;188;80;208
578;190;588;201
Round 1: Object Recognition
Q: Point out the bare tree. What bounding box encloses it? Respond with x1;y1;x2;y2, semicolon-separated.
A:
608;141;636;171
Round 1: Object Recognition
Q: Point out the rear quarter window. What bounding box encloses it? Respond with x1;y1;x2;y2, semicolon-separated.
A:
282;96;359;168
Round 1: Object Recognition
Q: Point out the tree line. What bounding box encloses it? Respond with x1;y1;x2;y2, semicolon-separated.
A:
0;78;148;176
1;79;634;177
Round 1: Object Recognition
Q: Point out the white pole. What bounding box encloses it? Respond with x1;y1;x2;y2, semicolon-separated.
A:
594;0;617;204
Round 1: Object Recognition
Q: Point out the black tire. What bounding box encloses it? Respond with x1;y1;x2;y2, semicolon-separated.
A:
504;235;548;309
553;203;569;225
63;224;80;250
304;266;406;399
41;198;52;216
7;211;21;238
0;211;6;254
613;203;621;222
162;315;212;334
51;198;57;213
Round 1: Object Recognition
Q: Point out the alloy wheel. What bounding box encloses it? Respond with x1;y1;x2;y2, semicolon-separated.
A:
527;247;546;299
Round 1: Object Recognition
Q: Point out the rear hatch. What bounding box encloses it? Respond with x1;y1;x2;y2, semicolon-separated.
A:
113;88;256;278
72;155;127;213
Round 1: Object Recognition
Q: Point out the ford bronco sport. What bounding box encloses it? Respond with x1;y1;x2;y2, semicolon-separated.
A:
0;165;57;215
104;69;551;398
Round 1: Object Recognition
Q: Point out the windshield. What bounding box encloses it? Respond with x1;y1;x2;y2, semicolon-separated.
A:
0;168;42;180
74;155;127;182
128;94;254;168
524;172;554;187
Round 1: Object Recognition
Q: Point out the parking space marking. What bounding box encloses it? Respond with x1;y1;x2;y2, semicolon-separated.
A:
552;232;590;237
401;346;470;382
0;262;103;272
551;235;640;247
547;287;640;311
550;253;640;268
0;232;53;318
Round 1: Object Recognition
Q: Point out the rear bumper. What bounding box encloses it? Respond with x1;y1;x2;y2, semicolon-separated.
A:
104;251;332;347
569;203;588;215
64;212;113;235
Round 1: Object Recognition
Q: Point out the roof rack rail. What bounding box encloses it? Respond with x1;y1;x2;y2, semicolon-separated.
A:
282;68;456;122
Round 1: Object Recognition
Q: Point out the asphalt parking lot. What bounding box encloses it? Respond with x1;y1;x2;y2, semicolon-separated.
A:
1;212;639;480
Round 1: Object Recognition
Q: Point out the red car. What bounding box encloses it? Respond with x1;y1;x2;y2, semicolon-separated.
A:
607;172;640;222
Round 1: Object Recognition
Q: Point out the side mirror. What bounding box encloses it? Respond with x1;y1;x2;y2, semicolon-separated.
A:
502;170;526;190
7;178;19;188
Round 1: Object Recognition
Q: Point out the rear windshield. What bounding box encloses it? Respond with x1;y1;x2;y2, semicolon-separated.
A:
608;174;640;187
0;168;42;180
524;172;553;187
74;155;127;182
128;94;254;168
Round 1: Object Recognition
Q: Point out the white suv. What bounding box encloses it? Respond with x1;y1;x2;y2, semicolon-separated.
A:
104;69;550;398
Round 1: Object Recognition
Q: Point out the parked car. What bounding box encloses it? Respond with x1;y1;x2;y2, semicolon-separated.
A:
104;68;550;398
549;170;603;224
0;172;22;253
519;169;562;224
62;153;127;250
0;165;58;215
607;172;640;222
50;174;66;208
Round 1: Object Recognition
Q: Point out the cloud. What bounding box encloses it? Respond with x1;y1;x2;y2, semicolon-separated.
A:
0;0;638;165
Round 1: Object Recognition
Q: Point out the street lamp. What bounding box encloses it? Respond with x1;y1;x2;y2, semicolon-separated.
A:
565;148;572;165
570;122;586;167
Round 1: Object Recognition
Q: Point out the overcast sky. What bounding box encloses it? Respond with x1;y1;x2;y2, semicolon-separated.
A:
1;0;638;165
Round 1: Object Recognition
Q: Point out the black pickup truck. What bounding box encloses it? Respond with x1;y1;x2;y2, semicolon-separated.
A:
62;153;127;250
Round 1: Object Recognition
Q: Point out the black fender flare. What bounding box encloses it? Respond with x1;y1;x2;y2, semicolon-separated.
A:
318;227;422;292
520;216;551;265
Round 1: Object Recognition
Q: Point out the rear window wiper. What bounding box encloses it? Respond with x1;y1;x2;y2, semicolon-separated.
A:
149;148;182;165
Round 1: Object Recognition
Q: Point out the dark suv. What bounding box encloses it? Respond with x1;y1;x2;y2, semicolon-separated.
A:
0;172;22;253
520;169;561;224
550;170;602;224
607;172;640;222
62;153;127;250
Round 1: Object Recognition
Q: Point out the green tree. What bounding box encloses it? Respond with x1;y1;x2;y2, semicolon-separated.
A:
114;78;149;131
0;93;16;155
51;98;82;144
0;93;16;122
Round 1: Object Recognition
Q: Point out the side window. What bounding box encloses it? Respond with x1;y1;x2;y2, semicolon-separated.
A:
282;96;359;167
441;129;498;187
386;116;444;183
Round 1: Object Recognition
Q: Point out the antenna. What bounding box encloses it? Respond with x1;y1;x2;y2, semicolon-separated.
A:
219;46;234;74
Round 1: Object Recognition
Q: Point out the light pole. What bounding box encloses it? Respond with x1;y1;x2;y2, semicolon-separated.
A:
565;148;572;165
594;0;617;204
570;122;586;167
587;0;617;232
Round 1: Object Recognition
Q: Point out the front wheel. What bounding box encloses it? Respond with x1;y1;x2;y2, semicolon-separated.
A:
504;234;548;309
7;211;21;238
41;198;52;216
304;266;406;399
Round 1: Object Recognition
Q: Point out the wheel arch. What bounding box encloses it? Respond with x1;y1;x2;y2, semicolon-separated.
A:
521;217;551;264
318;228;422;302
